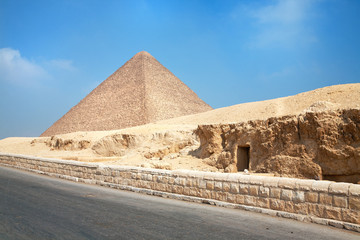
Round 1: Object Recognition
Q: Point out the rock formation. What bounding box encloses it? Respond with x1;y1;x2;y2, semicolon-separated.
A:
41;51;212;136
196;108;360;183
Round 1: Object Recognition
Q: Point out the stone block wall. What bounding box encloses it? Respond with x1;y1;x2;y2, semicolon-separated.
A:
0;153;359;228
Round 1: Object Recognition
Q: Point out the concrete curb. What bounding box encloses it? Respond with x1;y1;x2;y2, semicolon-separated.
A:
1;161;359;233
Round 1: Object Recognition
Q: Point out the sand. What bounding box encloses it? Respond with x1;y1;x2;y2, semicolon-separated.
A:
0;83;359;172
158;83;360;125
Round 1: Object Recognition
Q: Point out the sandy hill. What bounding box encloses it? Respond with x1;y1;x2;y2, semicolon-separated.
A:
157;83;360;125
0;83;359;173
41;51;212;137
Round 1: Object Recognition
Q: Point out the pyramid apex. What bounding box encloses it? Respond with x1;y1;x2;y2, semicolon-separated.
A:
135;51;152;57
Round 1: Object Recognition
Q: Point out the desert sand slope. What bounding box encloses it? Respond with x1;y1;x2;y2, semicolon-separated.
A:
0;83;359;172
158;83;360;125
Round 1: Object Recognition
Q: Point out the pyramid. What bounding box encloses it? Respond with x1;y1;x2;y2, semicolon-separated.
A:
40;51;212;137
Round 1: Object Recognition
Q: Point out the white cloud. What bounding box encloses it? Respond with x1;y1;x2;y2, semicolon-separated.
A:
251;0;310;24
0;48;49;85
47;59;76;71
0;48;76;86
237;0;318;49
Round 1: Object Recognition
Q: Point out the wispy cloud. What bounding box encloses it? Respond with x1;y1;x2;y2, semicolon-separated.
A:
0;48;49;85
47;59;76;71
0;48;76;86
252;0;310;24
234;0;318;49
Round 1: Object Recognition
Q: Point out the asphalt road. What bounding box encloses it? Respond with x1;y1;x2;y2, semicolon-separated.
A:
0;166;359;240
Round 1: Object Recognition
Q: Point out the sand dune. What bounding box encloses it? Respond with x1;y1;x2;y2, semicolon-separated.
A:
158;83;360;125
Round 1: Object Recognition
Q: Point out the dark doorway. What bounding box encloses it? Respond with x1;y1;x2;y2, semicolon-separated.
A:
237;146;250;171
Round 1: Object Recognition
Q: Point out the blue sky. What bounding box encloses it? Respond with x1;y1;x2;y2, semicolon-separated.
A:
0;0;359;139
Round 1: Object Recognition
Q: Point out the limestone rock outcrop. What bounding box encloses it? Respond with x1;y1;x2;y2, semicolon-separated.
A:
45;136;91;151
196;108;360;183
91;130;198;158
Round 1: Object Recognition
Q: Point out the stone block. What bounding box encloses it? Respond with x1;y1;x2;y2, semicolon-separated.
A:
349;195;360;211
223;182;230;192
281;189;293;201
270;188;281;199
157;176;164;183
270;199;285;211
238;175;251;184
163;176;170;184
227;174;240;182
329;182;350;196
324;207;342;221
189;187;199;197
185;178;193;187
174;177;180;185
333;195;348;208
262;177;279;187
319;193;332;205
199;179;207;189
249;185;259;196
244;196;257;206
182;187;189;195
259;186;270;197
192;179;199;188
294;203;309;215
295;179;315;191
278;178;297;189
146;174;153;181
214;181;223;191
227;193;236;203
165;184;173;192
249;176;266;185
215;192;227;201
201;189;212;199
211;191;217;200
206;181;215;190
349;184;360;196
213;173;227;182
235;195;245;205
168;177;175;185
308;204;326;218
257;197;270;208
139;180;146;188
179;178;186;186
341;209;360;224
311;181;331;192
230;183;239;193
293;191;305;203
173;185;184;195
239;184;249;194
284;201;295;213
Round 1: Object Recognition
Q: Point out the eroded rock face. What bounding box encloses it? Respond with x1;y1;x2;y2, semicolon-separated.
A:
91;134;144;156
46;136;91;151
91;130;199;159
196;109;360;183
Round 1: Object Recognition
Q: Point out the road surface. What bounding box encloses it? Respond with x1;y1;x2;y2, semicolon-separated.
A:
0;166;359;240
